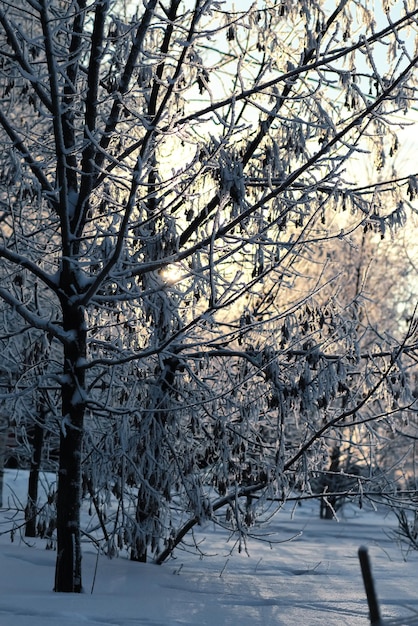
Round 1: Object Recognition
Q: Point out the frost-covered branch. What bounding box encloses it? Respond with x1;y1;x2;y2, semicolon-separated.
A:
174;8;418;129
0;110;56;198
94;0;159;170
0;247;58;292
39;0;71;234
0;287;69;344
0;6;52;110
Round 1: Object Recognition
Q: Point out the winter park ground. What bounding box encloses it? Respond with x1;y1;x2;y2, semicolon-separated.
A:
0;471;417;626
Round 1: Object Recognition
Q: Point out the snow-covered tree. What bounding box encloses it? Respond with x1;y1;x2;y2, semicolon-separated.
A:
0;0;417;592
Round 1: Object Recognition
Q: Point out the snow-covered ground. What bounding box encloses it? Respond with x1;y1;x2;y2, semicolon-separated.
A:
0;470;417;625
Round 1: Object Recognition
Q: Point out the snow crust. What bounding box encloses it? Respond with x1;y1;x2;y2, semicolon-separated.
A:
1;470;418;625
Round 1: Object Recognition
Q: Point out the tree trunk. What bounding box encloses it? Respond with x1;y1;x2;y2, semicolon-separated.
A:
131;413;163;563
131;357;179;562
25;416;45;537
0;416;7;508
131;489;151;563
54;301;86;593
320;445;340;520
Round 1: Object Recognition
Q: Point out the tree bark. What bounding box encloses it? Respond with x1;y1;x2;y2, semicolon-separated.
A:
25;416;45;537
0;416;7;508
320;446;340;520
54;300;86;593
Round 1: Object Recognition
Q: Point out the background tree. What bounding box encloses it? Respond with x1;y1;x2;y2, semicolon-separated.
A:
0;0;417;593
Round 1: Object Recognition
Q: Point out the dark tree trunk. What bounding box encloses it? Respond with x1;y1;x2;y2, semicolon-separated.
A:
131;490;151;563
131;414;163;563
25;413;45;537
0;418;6;508
130;357;179;562
320;445;340;520
54;300;86;593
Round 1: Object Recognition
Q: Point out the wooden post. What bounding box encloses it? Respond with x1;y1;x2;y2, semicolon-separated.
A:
358;546;383;625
